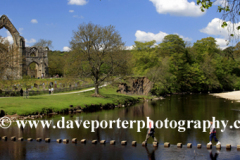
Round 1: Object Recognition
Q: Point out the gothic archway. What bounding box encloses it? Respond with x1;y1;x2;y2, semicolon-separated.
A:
28;61;39;78
0;15;26;79
0;15;24;48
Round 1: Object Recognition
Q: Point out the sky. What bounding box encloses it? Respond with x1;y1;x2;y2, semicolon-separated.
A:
0;0;237;51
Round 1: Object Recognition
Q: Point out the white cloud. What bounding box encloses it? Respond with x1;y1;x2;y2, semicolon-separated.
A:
4;31;14;44
68;0;87;5
215;38;229;49
69;10;74;13
174;33;192;41
6;31;13;44
25;38;36;44
135;30;191;43
73;15;84;19
63;46;71;52
31;19;38;24
125;46;134;50
149;0;205;17
135;30;168;43
200;18;240;38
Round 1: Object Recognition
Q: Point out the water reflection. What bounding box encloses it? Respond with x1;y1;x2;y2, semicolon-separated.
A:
209;150;219;160
144;146;156;160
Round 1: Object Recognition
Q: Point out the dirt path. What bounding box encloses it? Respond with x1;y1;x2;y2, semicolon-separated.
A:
48;83;107;96
0;83;108;98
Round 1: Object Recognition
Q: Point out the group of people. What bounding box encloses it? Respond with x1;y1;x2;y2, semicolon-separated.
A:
144;120;220;146
48;87;54;94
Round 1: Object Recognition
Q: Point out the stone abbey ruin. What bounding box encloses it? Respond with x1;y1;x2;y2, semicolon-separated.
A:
0;15;48;79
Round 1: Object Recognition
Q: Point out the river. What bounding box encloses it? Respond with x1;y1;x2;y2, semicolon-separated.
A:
0;94;240;159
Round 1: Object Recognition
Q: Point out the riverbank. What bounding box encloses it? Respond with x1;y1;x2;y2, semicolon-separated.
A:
0;86;145;116
211;91;240;101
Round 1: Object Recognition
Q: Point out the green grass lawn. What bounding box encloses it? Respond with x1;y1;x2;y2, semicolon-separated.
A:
0;86;142;115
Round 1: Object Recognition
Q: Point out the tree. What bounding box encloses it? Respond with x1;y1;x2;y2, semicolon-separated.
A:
48;51;66;76
193;37;220;62
131;40;159;75
223;46;235;60
69;23;125;96
158;34;185;56
147;57;176;95
233;42;240;60
33;39;53;49
197;0;240;38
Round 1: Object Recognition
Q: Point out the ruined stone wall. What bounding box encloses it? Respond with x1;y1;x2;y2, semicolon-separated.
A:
25;47;49;78
0;15;49;79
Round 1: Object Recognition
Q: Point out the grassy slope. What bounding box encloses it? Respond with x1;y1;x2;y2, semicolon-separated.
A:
0;86;142;115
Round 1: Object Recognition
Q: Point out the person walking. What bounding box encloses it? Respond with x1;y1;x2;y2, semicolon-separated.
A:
207;121;221;145
51;87;54;94
49;88;51;95
20;88;23;96
144;118;157;143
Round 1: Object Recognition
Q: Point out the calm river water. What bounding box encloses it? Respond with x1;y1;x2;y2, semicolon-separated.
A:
0;94;240;159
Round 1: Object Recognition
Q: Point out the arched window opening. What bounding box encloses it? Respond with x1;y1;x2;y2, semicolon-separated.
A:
30;53;36;57
28;62;39;78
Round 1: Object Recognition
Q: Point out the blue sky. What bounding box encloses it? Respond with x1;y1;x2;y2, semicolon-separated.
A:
0;0;235;51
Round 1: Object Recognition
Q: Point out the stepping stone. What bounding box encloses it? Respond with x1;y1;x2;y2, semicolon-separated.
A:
18;137;23;141
153;142;158;147
164;142;170;148
216;144;221;149
81;139;86;143
2;136;7;141
207;144;212;149
197;144;202;149
92;140;97;144
132;141;137;146
72;138;77;143
177;143;182;148
36;138;42;142
63;139;69;143
226;144;231;150
45;138;51;142
121;141;127;145
57;139;62;143
142;141;147;146
187;143;192;148
110;140;115;145
11;136;16;141
237;145;240;150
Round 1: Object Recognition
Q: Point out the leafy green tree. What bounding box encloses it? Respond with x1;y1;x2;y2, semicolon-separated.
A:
233;42;240;61
223;46;235;60
131;40;159;75
48;51;66;77
130;34;240;94
69;23;125;96
158;34;185;56
181;63;206;91
147;57;176;95
193;37;220;62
